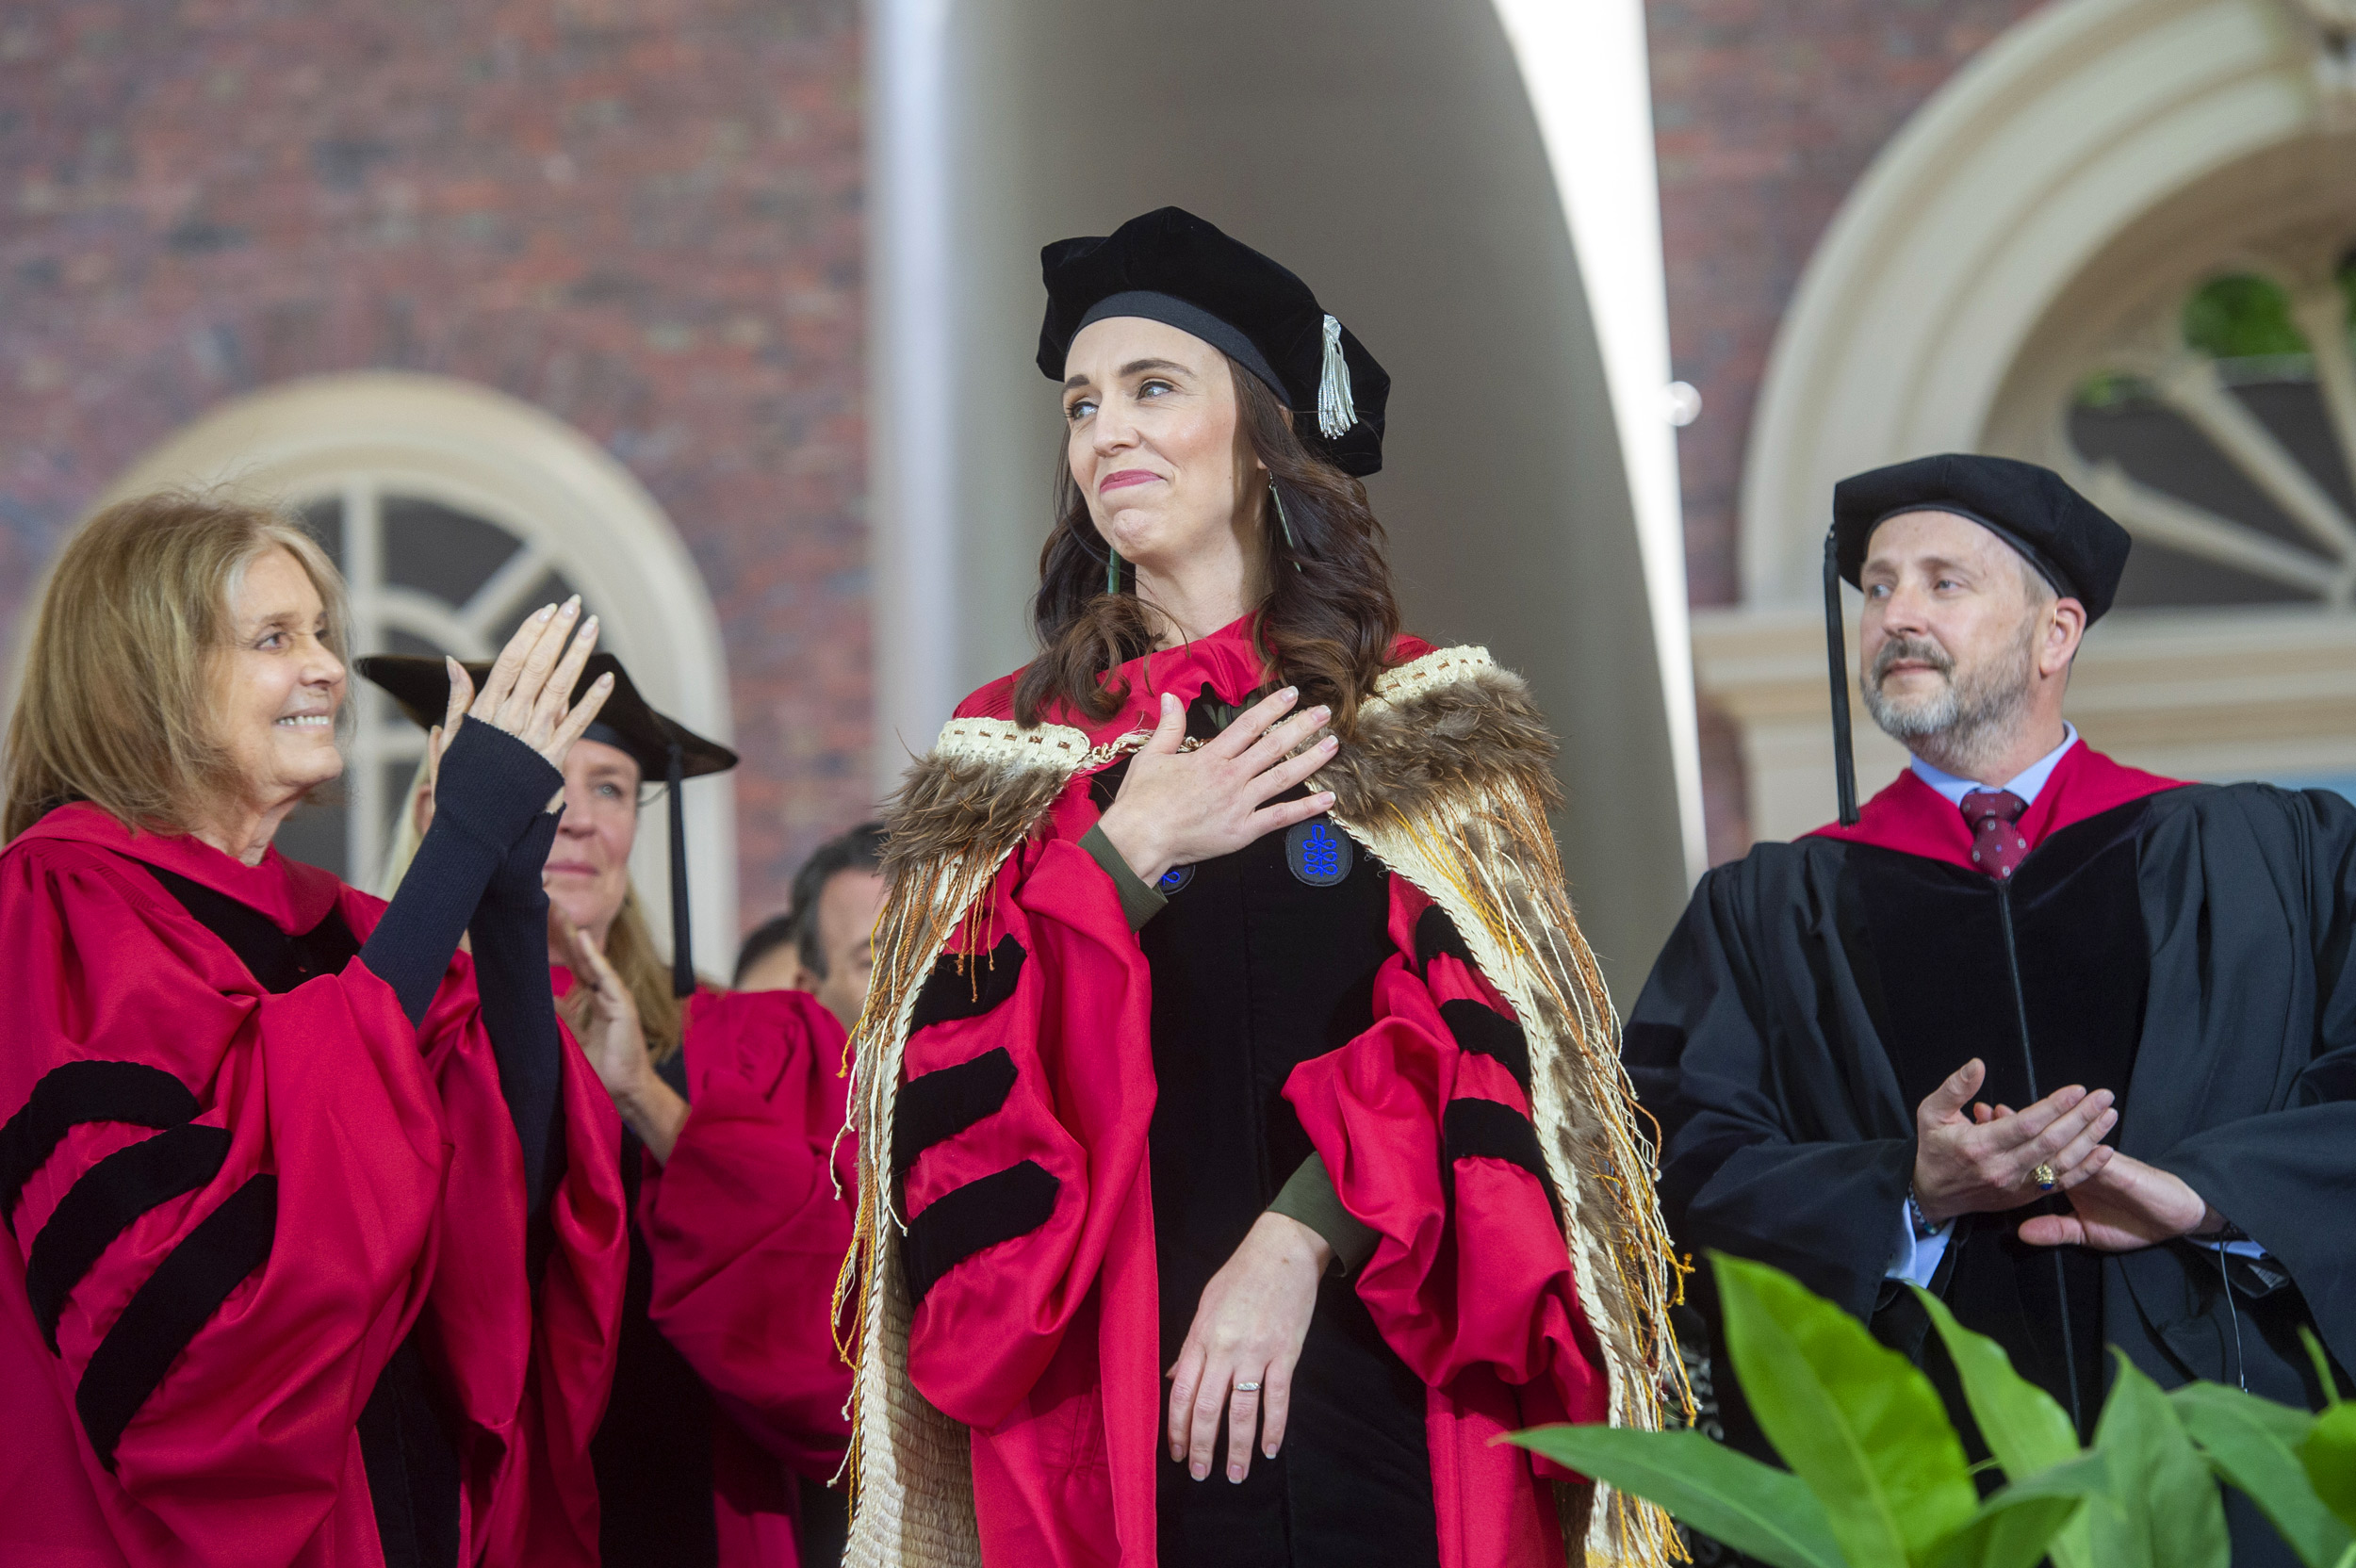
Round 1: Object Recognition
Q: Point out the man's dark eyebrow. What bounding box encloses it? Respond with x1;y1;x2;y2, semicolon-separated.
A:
1862;551;1973;577
1064;357;1191;392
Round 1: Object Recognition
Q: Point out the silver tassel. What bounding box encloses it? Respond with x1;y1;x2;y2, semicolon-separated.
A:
1316;313;1356;439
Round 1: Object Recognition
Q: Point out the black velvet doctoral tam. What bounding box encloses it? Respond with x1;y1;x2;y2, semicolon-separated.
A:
1833;453;2133;619
1036;206;1391;477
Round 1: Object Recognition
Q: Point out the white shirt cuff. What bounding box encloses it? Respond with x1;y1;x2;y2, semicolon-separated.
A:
1886;1199;1952;1287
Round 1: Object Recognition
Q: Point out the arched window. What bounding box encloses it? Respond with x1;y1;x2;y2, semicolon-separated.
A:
2054;252;2356;608
93;371;737;962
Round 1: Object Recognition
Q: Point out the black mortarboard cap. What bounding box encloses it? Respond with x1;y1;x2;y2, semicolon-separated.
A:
357;652;738;997
1818;452;2133;824
1036;206;1391;477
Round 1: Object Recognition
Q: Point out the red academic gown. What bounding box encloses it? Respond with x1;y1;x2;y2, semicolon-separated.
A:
565;973;854;1566
896;617;1608;1568
0;806;629;1568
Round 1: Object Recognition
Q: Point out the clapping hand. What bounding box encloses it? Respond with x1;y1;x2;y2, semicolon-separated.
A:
555;913;687;1163
431;596;614;786
1910;1058;2116;1225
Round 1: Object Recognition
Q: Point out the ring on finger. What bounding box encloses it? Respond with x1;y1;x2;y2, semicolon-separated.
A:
1233;1381;1261;1395
2031;1163;2057;1191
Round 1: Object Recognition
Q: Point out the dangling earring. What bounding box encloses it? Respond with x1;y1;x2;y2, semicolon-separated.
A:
1269;482;1304;572
1106;545;1121;596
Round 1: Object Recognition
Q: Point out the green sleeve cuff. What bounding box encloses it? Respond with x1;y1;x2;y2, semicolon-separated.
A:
1079;821;1166;932
1268;1152;1380;1276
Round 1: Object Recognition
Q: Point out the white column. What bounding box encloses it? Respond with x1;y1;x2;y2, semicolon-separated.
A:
868;0;964;800
1488;0;1707;883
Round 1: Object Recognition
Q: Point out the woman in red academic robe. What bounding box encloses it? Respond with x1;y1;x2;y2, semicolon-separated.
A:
360;650;856;1567
0;494;629;1567
837;210;1686;1568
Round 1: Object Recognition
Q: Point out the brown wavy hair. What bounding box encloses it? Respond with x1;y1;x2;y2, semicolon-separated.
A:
1013;361;1401;731
5;491;349;841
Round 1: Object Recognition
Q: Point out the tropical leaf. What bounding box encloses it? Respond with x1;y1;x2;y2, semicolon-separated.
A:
2306;1404;2356;1533
1504;1425;1844;1568
2172;1382;2349;1568
1715;1253;1977;1566
1920;1452;2107;1568
1911;1285;2094;1568
2092;1353;2229;1568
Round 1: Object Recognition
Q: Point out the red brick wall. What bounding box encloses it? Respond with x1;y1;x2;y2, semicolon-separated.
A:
1647;0;2048;858
0;0;865;930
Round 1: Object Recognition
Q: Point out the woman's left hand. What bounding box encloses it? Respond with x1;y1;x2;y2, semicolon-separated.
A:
1167;1211;1331;1485
555;914;688;1162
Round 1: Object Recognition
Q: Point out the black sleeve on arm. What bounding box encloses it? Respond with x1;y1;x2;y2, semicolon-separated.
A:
467;809;568;1239
359;722;563;1028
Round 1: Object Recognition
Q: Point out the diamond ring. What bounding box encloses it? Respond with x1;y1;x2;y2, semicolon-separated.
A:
2032;1164;2057;1191
1234;1381;1262;1395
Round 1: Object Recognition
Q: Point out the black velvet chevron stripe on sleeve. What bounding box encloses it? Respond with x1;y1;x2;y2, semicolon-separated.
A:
25;1123;233;1354
1415;903;1476;977
1438;998;1533;1095
902;1160;1059;1308
1;1062;198;1222
75;1174;278;1472
909;936;1027;1033
1442;1098;1562;1231
892;1048;1020;1176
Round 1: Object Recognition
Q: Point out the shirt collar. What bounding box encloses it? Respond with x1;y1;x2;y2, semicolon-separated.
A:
1909;723;2080;809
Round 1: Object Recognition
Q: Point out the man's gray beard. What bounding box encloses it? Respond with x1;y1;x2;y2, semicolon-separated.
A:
1861;618;2038;777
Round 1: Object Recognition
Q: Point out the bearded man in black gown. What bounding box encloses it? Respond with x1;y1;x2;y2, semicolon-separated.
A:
1627;453;2354;1565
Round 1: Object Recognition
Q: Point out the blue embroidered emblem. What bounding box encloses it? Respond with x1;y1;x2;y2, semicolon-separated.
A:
1285;818;1352;887
1156;864;1195;895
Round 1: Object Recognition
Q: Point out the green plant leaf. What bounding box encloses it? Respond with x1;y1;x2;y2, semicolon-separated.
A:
1714;1253;1977;1565
1504;1425;1845;1568
2305;1404;2356;1532
2305;1330;2346;1409
1911;1285;2101;1568
1919;1453;2108;1568
2093;1353;2230;1568
1922;1494;2080;1568
1911;1286;2080;1478
2172;1382;2349;1568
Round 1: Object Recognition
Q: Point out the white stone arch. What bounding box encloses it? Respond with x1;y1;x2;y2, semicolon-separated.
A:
93;371;737;965
1699;0;2356;842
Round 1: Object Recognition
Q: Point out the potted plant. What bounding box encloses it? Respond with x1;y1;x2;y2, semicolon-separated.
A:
1511;1253;2356;1568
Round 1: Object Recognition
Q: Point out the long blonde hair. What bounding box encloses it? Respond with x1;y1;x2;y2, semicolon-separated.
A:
5;492;348;841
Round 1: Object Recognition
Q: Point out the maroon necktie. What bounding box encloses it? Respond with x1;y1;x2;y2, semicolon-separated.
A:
1960;789;2030;880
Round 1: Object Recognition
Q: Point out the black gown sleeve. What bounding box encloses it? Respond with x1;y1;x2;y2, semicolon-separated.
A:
359;721;562;1026
467;809;568;1234
1624;854;1917;1321
2135;787;2356;1370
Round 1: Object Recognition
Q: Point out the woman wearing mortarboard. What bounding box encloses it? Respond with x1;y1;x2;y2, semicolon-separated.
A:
363;654;855;1567
836;208;1685;1568
0;494;626;1566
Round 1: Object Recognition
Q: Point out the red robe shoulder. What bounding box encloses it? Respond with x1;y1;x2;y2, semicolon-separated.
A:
0;807;626;1568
